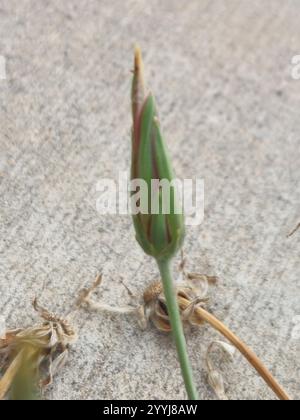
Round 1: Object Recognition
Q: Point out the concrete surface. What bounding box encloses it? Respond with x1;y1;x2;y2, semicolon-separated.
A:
0;0;299;400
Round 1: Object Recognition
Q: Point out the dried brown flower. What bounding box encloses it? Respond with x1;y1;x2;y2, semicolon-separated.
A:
0;300;77;400
140;274;215;332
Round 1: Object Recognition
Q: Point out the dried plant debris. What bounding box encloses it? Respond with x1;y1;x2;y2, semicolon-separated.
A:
78;250;218;331
78;273;138;315
0;300;77;400
140;256;217;331
287;223;300;237
140;274;216;332
78;266;217;333
81;258;290;400
206;340;236;400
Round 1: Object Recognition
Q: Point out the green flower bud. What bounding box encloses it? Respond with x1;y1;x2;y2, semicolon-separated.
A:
131;47;185;261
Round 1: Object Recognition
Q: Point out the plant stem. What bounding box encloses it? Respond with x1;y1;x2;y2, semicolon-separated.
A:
178;296;291;400
157;259;199;400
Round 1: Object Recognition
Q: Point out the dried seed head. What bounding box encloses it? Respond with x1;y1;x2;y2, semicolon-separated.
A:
33;298;76;338
143;281;163;304
142;274;211;332
0;301;77;400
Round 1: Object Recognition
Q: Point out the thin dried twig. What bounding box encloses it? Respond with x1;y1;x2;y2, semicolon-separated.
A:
76;273;103;307
77;274;141;316
287;223;300;237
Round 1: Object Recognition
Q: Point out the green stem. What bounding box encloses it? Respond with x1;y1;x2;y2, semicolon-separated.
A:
157;258;199;400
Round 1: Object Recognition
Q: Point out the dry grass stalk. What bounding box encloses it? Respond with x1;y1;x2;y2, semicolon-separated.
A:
0;300;77;400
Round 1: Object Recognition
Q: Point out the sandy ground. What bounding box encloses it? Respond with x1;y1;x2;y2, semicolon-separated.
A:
0;0;299;400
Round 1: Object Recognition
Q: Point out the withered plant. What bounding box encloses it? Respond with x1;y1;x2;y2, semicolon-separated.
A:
0;300;77;400
80;254;291;400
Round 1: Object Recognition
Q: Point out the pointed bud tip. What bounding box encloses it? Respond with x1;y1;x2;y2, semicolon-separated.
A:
134;45;143;68
134;45;145;86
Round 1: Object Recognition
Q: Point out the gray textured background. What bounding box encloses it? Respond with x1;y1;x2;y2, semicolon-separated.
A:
0;0;299;400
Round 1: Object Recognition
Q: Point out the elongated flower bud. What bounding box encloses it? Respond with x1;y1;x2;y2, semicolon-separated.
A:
131;47;184;261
